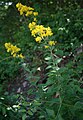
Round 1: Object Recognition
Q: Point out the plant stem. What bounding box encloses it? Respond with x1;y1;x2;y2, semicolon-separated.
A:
0;56;12;63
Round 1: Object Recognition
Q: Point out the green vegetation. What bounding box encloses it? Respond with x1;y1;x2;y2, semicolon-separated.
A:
0;0;83;120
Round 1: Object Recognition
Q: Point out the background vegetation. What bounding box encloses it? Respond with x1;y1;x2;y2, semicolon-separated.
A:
0;0;83;120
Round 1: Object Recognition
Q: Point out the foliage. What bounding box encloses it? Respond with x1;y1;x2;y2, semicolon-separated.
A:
20;2;83;120
0;1;83;120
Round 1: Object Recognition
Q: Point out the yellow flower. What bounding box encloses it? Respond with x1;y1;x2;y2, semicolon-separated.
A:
35;37;42;43
55;41;57;44
10;45;21;54
25;11;33;16
49;41;55;46
45;27;53;37
5;43;20;54
16;3;34;16
13;53;16;57
28;7;34;11
20;10;23;15
33;12;38;16
34;18;37;22
5;42;23;59
44;45;49;48
28;22;53;41
16;3;54;44
18;53;25;59
5;43;11;52
31;30;37;37
16;3;22;8
28;22;36;30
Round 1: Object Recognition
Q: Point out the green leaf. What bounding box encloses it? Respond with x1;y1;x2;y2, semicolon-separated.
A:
45;57;51;61
55;50;63;56
2;107;6;115
46;65;52;69
54;58;62;64
33;100;41;106
46;109;55;117
39;115;45;119
19;109;26;113
74;102;83;110
28;110;33;116
22;114;27;120
58;114;64;120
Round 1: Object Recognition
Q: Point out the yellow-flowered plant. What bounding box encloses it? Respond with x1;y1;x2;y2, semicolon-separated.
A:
16;3;38;17
16;3;53;44
5;43;24;59
16;2;57;52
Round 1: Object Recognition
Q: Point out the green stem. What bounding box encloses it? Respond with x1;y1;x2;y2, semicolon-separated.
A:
55;94;62;119
49;47;63;119
50;48;56;68
0;56;12;63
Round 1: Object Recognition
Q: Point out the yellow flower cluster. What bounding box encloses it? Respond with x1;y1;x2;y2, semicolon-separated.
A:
49;41;55;46
28;22;53;43
5;43;24;59
16;3;54;45
44;41;57;48
16;3;38;17
16;3;53;43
